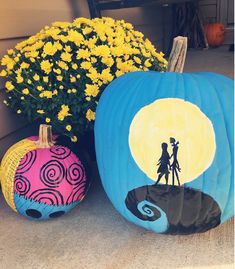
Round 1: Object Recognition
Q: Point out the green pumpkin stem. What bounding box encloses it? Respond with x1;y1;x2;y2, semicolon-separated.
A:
36;124;54;148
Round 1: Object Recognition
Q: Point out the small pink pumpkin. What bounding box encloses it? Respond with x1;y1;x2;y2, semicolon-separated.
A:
0;124;89;220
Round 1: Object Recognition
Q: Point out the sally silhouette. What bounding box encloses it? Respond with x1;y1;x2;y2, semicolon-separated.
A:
170;137;181;186
155;143;171;185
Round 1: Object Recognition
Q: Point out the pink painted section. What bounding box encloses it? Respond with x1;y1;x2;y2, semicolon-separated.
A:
14;141;87;206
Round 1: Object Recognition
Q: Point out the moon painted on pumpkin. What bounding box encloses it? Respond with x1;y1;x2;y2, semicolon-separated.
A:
129;98;216;185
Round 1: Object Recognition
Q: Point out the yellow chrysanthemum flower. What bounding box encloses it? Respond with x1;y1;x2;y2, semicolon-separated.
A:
57;61;68;70
20;62;30;69
40;60;53;74
71;135;78;142
100;68;114;83
22;88;29;95
84;37;98;49
54;42;63;50
5;81;14;91
43;42;57;56
142;49;151;58
1;55;15;71
29;51;39;58
86;109;95;121
101;57;114;67
7;49;15;55
84;84;99;97
115;70;124;77
73;17;93;25
33;74;40;81
16;74;23;83
86;68;99;82
65;45;72;52
53;90;58;95
144;59;152;68
52;21;71;29
25;51;39;59
134;56;141;65
39;91;53;99
93;45;110;58
117;61;132;73
70;77;76;83
43;76;49;83
156;52;168;65
37;86;44;91
61;52;72;62
53;68;61;74
81;61;92;70
0;70;7;77
72;63;78;70
77;49;91;59
66;125;72;131
57;104;71;121
84;26;93;35
90;57;97;63
67;30;84;45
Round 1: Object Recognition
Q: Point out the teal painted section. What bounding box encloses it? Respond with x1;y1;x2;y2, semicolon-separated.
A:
14;193;79;220
95;71;234;233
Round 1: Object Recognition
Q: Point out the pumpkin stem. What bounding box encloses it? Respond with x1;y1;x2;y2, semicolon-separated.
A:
36;124;55;148
167;36;188;73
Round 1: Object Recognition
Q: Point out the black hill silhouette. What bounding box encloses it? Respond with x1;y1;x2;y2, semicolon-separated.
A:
125;184;221;234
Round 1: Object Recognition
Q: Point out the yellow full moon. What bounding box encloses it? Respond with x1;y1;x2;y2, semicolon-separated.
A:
129;98;216;185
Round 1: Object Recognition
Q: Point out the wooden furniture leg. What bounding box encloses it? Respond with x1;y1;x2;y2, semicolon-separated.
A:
87;0;101;18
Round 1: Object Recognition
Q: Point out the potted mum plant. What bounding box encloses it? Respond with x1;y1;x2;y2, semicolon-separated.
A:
0;17;167;160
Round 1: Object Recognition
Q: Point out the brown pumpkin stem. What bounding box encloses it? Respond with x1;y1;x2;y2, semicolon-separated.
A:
167;36;188;73
36;124;55;148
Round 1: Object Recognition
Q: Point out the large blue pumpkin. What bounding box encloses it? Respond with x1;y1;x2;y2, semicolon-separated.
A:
95;71;234;235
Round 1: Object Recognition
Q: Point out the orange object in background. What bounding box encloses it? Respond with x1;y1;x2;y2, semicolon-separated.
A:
204;23;225;47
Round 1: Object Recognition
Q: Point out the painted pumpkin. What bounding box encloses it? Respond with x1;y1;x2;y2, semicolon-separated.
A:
204;23;225;47
95;71;234;234
0;125;88;220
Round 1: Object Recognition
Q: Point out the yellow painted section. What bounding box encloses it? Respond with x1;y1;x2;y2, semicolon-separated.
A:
129;98;216;184
0;139;37;211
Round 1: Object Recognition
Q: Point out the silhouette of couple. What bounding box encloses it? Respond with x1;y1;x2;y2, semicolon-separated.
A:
155;137;181;186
